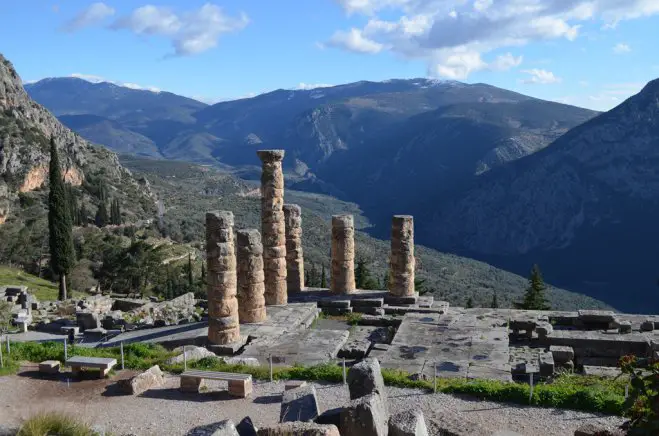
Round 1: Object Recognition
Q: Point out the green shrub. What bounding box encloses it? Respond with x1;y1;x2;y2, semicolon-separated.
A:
620;354;659;434
17;412;98;436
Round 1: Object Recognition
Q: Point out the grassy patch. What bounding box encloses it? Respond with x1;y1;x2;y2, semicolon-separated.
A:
0;341;626;416
17;412;98;436
0;266;84;301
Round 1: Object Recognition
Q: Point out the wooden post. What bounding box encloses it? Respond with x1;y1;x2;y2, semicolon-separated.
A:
269;354;273;382
342;358;347;385
120;342;125;370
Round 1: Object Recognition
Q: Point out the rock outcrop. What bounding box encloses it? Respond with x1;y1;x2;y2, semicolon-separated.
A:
117;365;165;395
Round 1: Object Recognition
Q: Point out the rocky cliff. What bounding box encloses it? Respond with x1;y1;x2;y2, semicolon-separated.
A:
0;53;154;224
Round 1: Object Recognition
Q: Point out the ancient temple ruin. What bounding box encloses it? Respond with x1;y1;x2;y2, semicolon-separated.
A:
236;229;267;323
257;150;288;306
283;204;304;293
330;215;356;294
206;211;240;346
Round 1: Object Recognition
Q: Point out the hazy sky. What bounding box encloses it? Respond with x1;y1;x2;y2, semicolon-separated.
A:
3;0;659;110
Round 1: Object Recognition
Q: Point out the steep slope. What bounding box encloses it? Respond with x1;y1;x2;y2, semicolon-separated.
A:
121;155;612;311
0;53;155;230
418;78;659;312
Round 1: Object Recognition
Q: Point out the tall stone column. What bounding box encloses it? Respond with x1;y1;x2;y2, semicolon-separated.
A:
283;204;305;292
389;215;415;296
331;215;356;294
257;150;288;305
206;211;240;345
236;229;267;323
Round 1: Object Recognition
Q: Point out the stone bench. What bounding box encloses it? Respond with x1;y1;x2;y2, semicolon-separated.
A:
179;370;252;398
66;356;117;378
39;360;60;374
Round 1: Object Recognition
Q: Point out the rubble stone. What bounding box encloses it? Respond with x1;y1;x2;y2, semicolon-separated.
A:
257;422;339;436
347;358;387;402
388;410;429;436
280;385;320;423
117;365;165;395
210;419;240;436
340;393;388;436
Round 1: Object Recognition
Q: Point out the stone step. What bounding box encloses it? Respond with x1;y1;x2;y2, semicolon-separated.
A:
384;293;419;306
417;295;434;308
317;299;351;309
350;298;384;308
352;307;384;316
321;307;353;316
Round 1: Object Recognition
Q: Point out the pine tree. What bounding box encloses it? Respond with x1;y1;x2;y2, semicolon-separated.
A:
309;262;318;287
320;265;327;288
466;296;474;308
383;271;389;290
415;278;427;295
95;201;109;227
48;137;75;301
515;264;551;310
491;292;499;309
355;257;378;290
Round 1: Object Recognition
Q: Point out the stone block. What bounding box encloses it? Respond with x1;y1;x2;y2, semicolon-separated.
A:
384;294;418;306
340;393;388;436
257;422;339;436
536;322;553;338
317;299;351;309
388;410;429;436
38;360;60;374
228;378;253;398
347;358;387;402
351;298;384;308
353;307;385;316
550;345;574;363
285;380;308;391
315;408;342;428
641;319;654;332
577;310;616;324
618;321;632;334
280;385;320;423
321;307;353;316
180;375;206;393
236;417;258;436
210;419;240;436
118;365;164;395
76;311;100;330
60;326;80;336
538;351;555;377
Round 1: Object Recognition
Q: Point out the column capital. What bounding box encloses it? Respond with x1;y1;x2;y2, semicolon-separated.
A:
257;149;285;162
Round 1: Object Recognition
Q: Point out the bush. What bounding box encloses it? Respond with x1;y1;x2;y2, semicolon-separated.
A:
620;354;659;434
17;412;98;436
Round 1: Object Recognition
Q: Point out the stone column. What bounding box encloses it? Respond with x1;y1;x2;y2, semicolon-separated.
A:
236;229;267;323
388;215;415;296
206;211;240;345
331;215;356;294
283;204;305;292
257;150;288;305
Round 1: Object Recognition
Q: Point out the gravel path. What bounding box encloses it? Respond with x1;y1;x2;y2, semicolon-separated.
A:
0;367;624;436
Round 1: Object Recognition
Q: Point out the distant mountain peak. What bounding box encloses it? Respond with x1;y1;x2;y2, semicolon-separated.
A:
27;76;162;94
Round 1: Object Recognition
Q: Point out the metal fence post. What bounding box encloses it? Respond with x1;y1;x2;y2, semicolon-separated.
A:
0;335;3;368
529;373;534;403
342;358;347;385
183;345;187;371
433;362;437;394
63;337;68;362
625;384;629;399
6;335;9;355
269;354;273;382
120;342;125;370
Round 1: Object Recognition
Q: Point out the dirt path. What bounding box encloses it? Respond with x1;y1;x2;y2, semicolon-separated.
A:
0;365;624;436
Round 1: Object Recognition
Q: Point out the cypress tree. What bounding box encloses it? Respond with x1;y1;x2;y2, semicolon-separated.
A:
48;137;75;301
95;202;109;227
466;296;474;308
320;265;327;288
515;264;551;310
187;253;194;288
491;292;499;309
79;203;88;227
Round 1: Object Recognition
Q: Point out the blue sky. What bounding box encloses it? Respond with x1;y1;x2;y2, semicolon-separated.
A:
2;0;659;110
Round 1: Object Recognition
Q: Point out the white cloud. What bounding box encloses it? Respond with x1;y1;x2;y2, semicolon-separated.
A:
612;43;631;54
554;82;645;111
108;3;249;56
489;52;523;71
521;69;561;84
327;28;385;53
328;0;659;79
295;83;334;90
579;80;590;87
68;73;161;92
61;2;115;32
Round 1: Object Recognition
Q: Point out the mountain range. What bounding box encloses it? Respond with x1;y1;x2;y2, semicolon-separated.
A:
23;71;659;312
